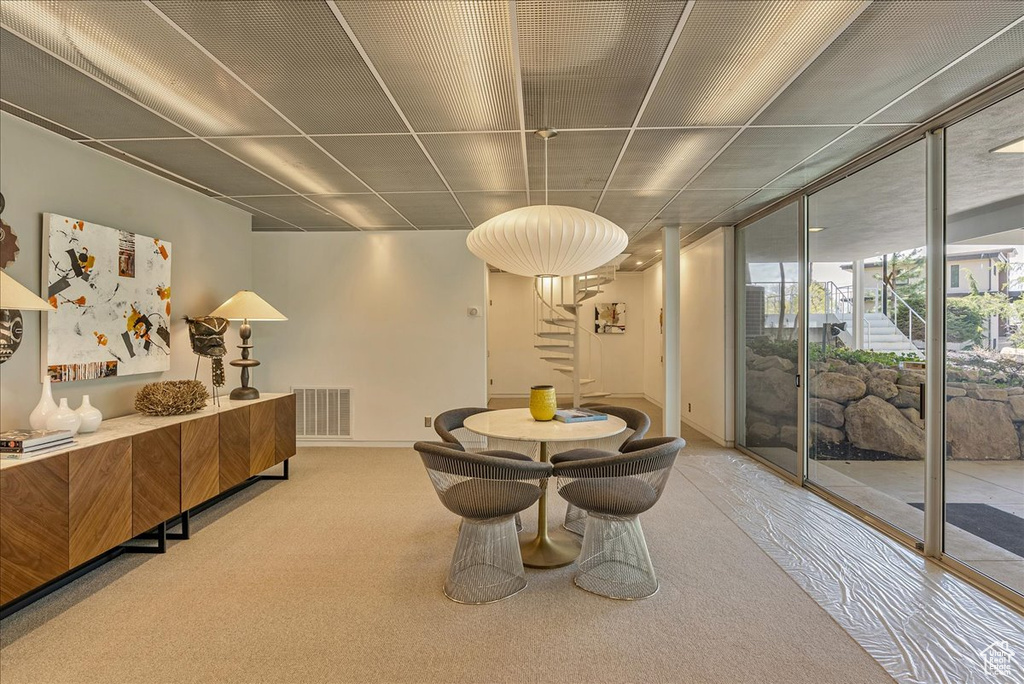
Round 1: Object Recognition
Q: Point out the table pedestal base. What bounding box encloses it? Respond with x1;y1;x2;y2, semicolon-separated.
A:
520;529;580;568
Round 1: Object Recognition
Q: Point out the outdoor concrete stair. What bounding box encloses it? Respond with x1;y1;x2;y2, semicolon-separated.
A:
836;311;921;356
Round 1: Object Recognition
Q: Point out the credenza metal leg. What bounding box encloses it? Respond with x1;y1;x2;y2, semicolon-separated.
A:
123;522;167;554
166;510;190;540
256;458;289;481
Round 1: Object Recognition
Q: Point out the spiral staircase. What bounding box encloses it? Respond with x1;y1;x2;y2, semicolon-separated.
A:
534;266;615;407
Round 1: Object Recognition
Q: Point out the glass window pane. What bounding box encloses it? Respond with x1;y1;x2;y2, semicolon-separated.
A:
944;89;1024;597
737;202;800;475
806;140;927;540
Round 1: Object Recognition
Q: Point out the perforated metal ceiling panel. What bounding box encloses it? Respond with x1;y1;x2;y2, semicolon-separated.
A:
641;0;863;127
518;0;685;129
312;194;409;229
313;135;446;193
689;126;844;190
597;189;677;229
216;197;298;230
755;1;1024;125
768;125;914;189
150;0;406;135
0;0;292;136
334;0;519;132
660;188;761;224
715;188;795;224
529;191;602;211
456;191;528;225
211;137;366;195
236;196;353;230
421;133;524;191
527;130;628;192
1;101;85;140
0;28;186;139
608;128;738;190
82;141;214;196
104;139;290;197
869;21;1024;125
379;192;470;227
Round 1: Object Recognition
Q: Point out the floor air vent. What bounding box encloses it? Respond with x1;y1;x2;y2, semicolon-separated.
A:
293;387;351;439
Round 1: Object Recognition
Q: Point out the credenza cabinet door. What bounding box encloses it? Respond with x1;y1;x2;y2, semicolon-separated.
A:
0;454;70;605
220;406;250;492
69;438;132;568
181;414;219;511
275;394;297;465
132;425;182;536
250;400;276;476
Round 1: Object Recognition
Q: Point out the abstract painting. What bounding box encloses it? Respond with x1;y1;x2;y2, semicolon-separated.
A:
595;302;626;334
43;213;171;382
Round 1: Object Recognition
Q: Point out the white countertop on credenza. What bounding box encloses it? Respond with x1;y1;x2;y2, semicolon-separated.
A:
1;393;290;471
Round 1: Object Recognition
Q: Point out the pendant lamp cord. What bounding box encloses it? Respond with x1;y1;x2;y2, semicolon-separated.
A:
544;136;549;206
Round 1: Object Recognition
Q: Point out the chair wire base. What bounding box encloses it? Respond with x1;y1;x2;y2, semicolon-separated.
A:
444;515;527;604
563;504;586;536
574;513;658;600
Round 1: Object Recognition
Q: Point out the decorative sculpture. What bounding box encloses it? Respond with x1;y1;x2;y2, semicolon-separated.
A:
134;380;210;416
0;192;20;269
185;316;228;405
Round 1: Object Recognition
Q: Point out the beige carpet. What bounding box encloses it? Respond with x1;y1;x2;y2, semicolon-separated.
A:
0;406;894;684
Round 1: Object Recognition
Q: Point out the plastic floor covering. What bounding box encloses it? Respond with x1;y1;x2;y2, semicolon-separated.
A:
676;452;1024;684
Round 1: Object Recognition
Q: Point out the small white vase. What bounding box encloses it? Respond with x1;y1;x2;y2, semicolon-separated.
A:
45;398;82;435
76;395;103;434
29;376;59;430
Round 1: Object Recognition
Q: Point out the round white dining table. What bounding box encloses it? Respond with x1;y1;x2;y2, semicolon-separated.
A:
462;408;626;568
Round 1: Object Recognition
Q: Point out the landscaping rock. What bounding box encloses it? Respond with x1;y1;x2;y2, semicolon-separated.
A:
810;423;844;444
745;408;773;428
969;387;1009;402
836;364;872;383
746;422;779;445
872;368;899;384
890;385;921;410
845;395;925;460
945;387;967;398
900;408;925;429
897;369;927;387
753;355;794;372
946;397;1020;460
810;372;866;403
867;377;899;400
1006;387;1023;396
810;397;845;428
780;425;798;449
1009;395;1024;422
746;368;798;418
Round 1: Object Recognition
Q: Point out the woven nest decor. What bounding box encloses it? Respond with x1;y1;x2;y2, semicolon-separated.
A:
134;380;210;416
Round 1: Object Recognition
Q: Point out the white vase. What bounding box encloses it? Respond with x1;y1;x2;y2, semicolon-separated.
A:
28;376;59;430
76;395;103;434
45;398;82;435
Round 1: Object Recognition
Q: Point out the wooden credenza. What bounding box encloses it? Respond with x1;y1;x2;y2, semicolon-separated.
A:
0;393;296;607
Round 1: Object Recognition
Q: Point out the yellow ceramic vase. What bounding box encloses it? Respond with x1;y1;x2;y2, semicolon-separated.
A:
529;385;557;421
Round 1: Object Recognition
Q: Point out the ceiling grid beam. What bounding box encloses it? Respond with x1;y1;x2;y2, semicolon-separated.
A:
508;0;531;207
628;0;875;245
593;0;695;215
325;0;474;227
678;12;1024;247
141;0;418;230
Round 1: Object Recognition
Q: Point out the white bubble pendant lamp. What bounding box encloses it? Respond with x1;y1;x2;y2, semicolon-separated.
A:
467;205;628;277
466;128;627;277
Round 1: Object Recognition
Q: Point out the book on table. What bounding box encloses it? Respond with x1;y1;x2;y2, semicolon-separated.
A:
554;408;608;423
0;439;75;456
0;429;75;450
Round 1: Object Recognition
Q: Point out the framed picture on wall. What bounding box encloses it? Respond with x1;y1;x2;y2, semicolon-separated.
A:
595;302;626;334
42;213;172;382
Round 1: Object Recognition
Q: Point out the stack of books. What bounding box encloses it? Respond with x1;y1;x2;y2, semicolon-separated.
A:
553;408;608;423
0;429;75;457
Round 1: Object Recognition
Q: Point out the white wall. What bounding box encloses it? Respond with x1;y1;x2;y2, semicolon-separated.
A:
487;272;645;398
252;230;488;443
679;228;735;446
0;113;252;431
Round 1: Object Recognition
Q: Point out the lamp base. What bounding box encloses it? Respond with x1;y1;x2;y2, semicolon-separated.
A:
230;386;260;401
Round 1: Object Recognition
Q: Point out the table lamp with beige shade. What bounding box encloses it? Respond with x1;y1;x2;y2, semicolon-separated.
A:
0;269;55;364
209;290;286;400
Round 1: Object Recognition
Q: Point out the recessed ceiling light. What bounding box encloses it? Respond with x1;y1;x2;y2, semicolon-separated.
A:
655;249;662;253
636;260;643;265
990;136;1024;154
809;226;827;232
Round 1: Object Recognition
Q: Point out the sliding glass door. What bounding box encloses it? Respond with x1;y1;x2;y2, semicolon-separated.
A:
805;142;928;541
737;203;801;476
943;90;1024;596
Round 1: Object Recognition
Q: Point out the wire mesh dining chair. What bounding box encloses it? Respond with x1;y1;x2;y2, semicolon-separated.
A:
552;436;685;600
561;405;652;536
415;441;552;604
